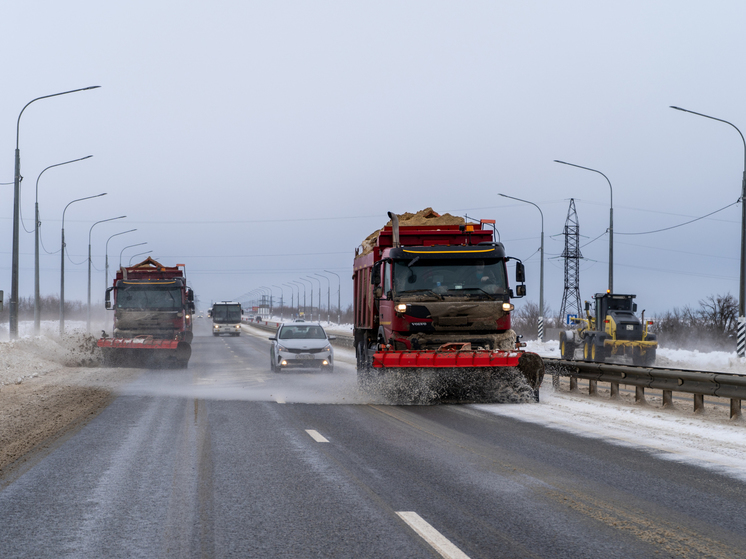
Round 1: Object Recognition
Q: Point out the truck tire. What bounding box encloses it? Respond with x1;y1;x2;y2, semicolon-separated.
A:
583;338;594;361
560;332;575;360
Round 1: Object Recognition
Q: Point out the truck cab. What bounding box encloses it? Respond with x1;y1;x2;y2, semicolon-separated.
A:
354;215;526;357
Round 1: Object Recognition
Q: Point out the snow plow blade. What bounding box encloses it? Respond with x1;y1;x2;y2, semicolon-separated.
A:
97;337;191;368
365;343;544;404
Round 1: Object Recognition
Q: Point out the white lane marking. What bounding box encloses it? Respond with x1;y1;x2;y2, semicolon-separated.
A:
305;429;329;443
396;512;470;559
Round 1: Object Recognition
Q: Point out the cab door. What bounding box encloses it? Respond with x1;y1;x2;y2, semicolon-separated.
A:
378;261;395;343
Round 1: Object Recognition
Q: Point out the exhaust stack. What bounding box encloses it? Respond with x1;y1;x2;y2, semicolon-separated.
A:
387;211;400;247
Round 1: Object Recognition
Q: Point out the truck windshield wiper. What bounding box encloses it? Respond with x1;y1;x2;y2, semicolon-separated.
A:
446;287;496;300
400;288;443;299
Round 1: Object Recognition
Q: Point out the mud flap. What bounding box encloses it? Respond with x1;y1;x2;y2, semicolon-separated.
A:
517;352;545;402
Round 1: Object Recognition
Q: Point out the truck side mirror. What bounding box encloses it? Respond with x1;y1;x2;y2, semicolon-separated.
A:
105;287;113;310
187;289;194;302
374;286;383;298
515;285;526;297
584;301;590;312
515;262;525;284
633;303;637;312
371;261;382;286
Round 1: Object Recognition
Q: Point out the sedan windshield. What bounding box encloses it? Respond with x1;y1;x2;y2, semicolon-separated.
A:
279;325;327;340
116;284;182;310
393;258;507;296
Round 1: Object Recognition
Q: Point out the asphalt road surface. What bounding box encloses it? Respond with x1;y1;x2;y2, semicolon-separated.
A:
1;320;744;558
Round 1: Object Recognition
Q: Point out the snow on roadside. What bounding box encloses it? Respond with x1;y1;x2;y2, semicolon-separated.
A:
477;339;746;482
0;321;100;386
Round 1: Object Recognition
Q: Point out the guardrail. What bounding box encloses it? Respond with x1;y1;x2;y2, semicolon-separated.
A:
236;320;743;419
546;358;744;419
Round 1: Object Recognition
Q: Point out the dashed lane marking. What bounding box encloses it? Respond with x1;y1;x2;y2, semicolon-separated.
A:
396;511;470;559
305;429;329;443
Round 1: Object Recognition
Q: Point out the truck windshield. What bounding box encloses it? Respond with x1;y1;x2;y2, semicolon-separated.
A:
212;305;242;323
393;258;507;297
116;284;183;310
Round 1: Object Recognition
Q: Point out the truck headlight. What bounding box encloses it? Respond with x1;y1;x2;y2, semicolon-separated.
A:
396;303;407;313
502;302;514;312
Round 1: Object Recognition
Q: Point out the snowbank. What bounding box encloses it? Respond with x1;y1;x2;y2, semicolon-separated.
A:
0;321;101;386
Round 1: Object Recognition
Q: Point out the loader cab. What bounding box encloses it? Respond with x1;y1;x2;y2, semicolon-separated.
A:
594;293;637;320
594;293;643;341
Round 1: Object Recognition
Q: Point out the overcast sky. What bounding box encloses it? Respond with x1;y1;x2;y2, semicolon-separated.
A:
1;1;745;318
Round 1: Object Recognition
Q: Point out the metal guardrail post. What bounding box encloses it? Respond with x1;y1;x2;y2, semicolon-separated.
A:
545;358;746;419
694;394;705;413
610;382;619;399
662;390;673;408
589;380;597;395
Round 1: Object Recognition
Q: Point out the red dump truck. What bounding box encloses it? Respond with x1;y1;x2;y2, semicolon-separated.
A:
98;257;195;367
353;210;544;403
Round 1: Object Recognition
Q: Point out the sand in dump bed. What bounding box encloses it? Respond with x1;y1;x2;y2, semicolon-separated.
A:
359;208;476;255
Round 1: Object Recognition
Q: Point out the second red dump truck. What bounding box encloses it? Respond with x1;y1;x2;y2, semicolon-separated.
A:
98;257;194;367
353;210;544;403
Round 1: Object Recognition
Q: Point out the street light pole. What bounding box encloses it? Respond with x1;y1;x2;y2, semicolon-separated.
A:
292;281;306;318
11;86;101;338
554;160;614;293
128;251;152;265
88;216;126;332
119;242;147;267
34;155;93;334
324;270;341;324
284;283;298;317
273;285;285;319
298;278;313;321
105;229;136;291
60;192;107;334
307;276;321;323
499;193;544;341
315;273;330;323
670;105;746;356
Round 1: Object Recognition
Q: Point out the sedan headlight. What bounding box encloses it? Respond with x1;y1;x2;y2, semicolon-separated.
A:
322;345;331;352
277;345;288;352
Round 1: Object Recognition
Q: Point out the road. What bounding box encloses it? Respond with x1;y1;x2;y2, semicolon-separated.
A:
0;320;744;558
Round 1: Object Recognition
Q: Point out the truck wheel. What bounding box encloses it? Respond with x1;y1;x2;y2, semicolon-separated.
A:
591;343;605;363
583;338;593;361
560;332;575;360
